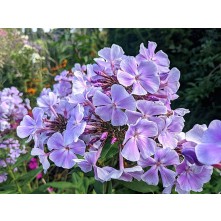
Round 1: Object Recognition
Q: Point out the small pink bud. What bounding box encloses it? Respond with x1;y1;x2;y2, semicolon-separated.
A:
111;137;117;144
100;132;108;141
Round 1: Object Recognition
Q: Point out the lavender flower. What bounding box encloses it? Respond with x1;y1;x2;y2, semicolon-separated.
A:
17;107;44;139
126;100;167;124
94;44;125;75
136;41;170;73
117;56;160;95
47;131;86;169
121;119;158;161
139;148;179;187
176;160;212;192
195;120;221;165
31;148;50;173
93;84;136;126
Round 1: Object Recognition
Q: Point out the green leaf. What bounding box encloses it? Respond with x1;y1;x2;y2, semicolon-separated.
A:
31;182;79;194
117;180;159;193
11;153;32;169
106;181;112;194
100;140;119;161
94;180;105;194
17;167;42;184
45;181;78;189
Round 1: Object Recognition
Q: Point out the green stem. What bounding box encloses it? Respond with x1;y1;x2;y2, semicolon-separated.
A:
8;166;23;194
23;162;32;192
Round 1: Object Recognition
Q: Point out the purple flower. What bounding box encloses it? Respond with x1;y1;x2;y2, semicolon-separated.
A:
126;100;167;124
0;173;7;183
65;104;86;144
162;68;180;95
176;160;212;192
93;84;136;126
158;116;184;149
195;120;221;165
47;131;86;169
186;124;207;144
139;148;179;187
37;92;58;116
16;107;44;139
162;181;189;194
54;80;72;97
74;151;98;173
75;150;113;182
31;148;50;173
136;42;170;73
37;92;58;109
181;142;203;166
117;56;160;95
121;119;158;161
94;44;124;75
110;152;143;182
71;72;90;95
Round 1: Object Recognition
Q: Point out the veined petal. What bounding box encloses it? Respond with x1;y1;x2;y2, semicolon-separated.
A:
111;84;130;104
117;95;136;111
110;44;124;60
159;166;176;187
137;100;167;116
196;143;221;165
120;56;138;75
132;81;147;95
125;110;142;124
138;156;156;167
111;108;127;126
141;166;159;186
95;105;113;122
155;51;170;69
117;71;135;87
17;125;35;138
121;137;140;161
202;120;221;143
93;90;111;106
186;124;207;144
137;137;156;159
69;139;86;156
47;132;64;151
98;47;111;60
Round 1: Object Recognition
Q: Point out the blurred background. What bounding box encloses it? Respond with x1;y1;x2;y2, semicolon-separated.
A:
1;28;221;130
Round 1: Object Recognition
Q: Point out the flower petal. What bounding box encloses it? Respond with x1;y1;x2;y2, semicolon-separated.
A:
196;143;221;165
117;71;135;87
93;90;111;106
111;108;127;126
137;100;167;116
95;105;113;122
121;137;140;161
159;166;176;187
125;110;142;124
141;166;159;186
202;120;221;143
47;132;64;151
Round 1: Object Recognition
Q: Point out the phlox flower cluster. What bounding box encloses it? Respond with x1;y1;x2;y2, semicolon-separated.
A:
0;86;29;132
17;42;220;193
0;87;29;183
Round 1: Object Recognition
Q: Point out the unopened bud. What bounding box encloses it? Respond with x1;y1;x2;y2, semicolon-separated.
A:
111;137;117;144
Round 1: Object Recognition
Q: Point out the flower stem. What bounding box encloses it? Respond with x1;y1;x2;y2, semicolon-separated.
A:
8;166;23;194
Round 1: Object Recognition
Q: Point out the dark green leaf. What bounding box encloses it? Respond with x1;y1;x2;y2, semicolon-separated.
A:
118;180;159;193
